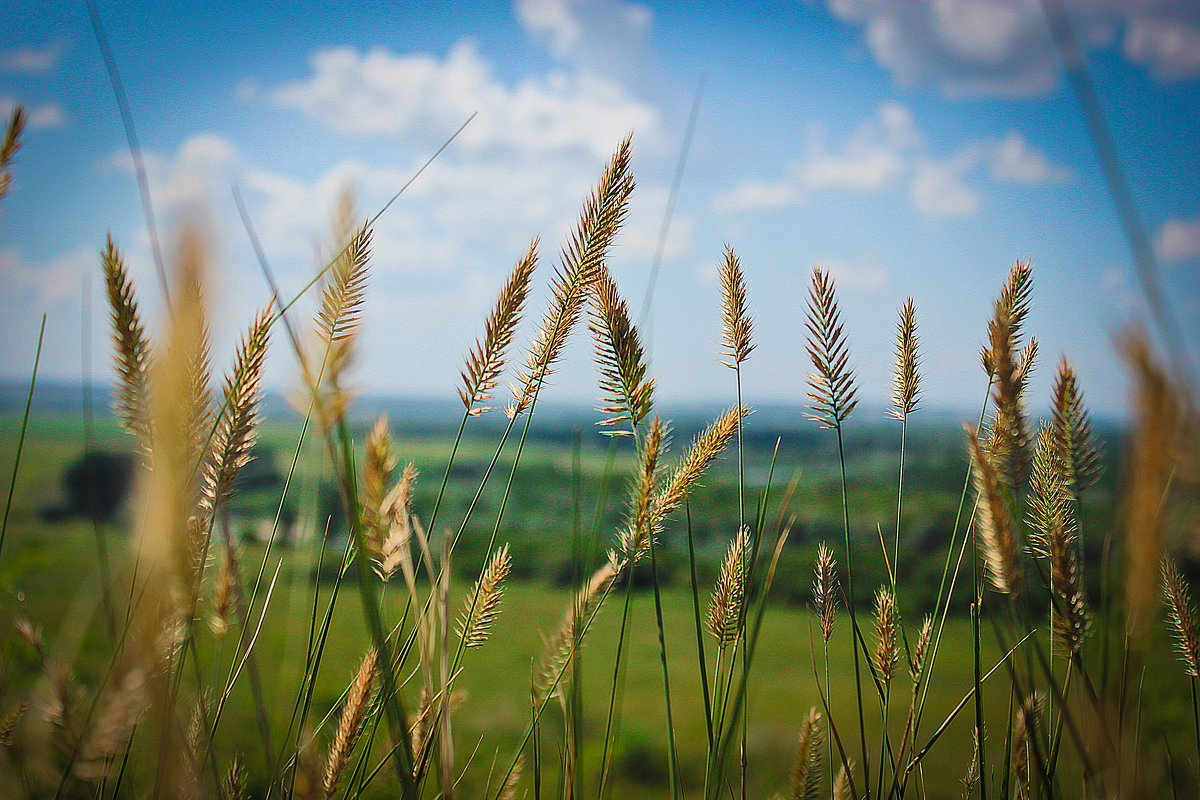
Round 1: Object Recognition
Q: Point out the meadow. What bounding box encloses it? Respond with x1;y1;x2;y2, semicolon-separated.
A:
1;112;1199;799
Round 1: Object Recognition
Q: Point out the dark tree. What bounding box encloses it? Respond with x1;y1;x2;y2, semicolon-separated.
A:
63;451;134;522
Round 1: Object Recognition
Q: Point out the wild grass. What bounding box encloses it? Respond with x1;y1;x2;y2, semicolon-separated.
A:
1;110;1199;799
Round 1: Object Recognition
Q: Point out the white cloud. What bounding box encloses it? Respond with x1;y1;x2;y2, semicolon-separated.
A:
821;257;890;291
711;179;799;214
0;41;67;74
989;131;1071;184
1155;216;1200;261
253;40;664;161
515;0;655;78
0;245;92;307
827;0;1200;96
0;95;65;130
911;151;983;218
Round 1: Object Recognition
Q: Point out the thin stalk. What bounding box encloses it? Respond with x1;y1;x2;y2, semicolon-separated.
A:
686;500;715;748
973;598;987;800
836;424;872;795
0;313;44;559
648;517;681;798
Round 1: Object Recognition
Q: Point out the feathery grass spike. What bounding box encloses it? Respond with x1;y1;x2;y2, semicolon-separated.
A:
362;415;395;545
968;424;1021;595
719;245;755;367
1162;557;1200;677
621;416;664;561
457;544;512;648
0;105;26;203
538;562;616;700
911;615;933;682
103;235;153;443
980;259;1033;377
316;223;371;345
873;587;900;684
376;463;417;581
590;267;654;435
805;266;857;428
890;297;920;420
200;308;271;517
1051;357;1101;495
707;527;748;645
812;542;838;643
324;648;377;799
790;707;822;800
654;404;747;525
460;241;538;415
511;136;634;417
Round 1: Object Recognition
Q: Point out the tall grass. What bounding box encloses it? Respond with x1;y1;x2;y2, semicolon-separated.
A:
1;116;1198;799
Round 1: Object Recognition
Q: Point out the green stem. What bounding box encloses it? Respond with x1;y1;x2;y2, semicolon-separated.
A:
0;313;44;560
836;424;871;796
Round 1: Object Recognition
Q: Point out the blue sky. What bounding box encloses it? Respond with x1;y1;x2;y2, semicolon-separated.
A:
2;0;1198;420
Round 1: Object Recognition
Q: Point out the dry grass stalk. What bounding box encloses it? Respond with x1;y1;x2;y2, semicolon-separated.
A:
967;424;1021;595
873;587;900;684
960;730;980;800
0;104;25;202
812;542;839;644
538;561;617;700
910;614;933;684
719;245;755;368
1161;556;1200;677
457;544;512;648
323;648;377;799
589;267;654;436
103;235;153;444
833;761;853;800
890;297;920;421
510;137;634;418
805;266;858;428
498;754;524;800
790;707;822;800
223;755;246;800
654;405;747;525
316;223;371;345
208;546;235;639
1121;331;1181;638
77;668;147;780
707;527;748;646
620;416;664;562
0;703;25;747
1051;357;1101;496
200;308;271;520
376;463;417;581
980;259;1033;377
1012;691;1043;800
460;241;538;416
984;304;1032;486
362;415;395;542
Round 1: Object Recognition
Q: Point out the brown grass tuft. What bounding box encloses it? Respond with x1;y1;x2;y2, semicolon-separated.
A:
510;136;634;418
719;245;755;368
589;266;654;436
812;542;839;644
323;648;377;799
804;266;858;428
890;297;920;421
790;707;822;800
457;544;512;648
873;587;900;684
460;241;538;416
376;463;418;581
967;424;1021;595
707;527;748;646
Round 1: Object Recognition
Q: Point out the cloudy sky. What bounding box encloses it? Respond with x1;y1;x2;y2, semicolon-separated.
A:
2;0;1198;421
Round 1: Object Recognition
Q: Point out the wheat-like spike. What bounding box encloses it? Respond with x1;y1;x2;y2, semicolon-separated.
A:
199;308;271;518
589;266;654;436
0;703;25;747
316;222;371;345
0;104;25;202
833;760;854;800
1027;422;1064;558
1162;556;1200;677
980;259;1033;376
376;463;417;581
457;544;512;648
812;542;839;644
1051;357;1101;496
409;685;435;765
890;297;920;420
538;561;617;700
510;136;634;418
985;304;1031;486
362;416;395;550
461;241;538;416
968;424;1021;595
805;266;858;428
324;648;377;799
620;416;665;562
910;614;933;684
960;730;980;799
1013;692;1044;800
654;405;747;526
102;235;153;443
790;707;823;800
208;546;235;639
223;755;247;800
707;527;748;646
873;587;900;684
719;245;755;368
77;668;148;779
498;753;524;800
